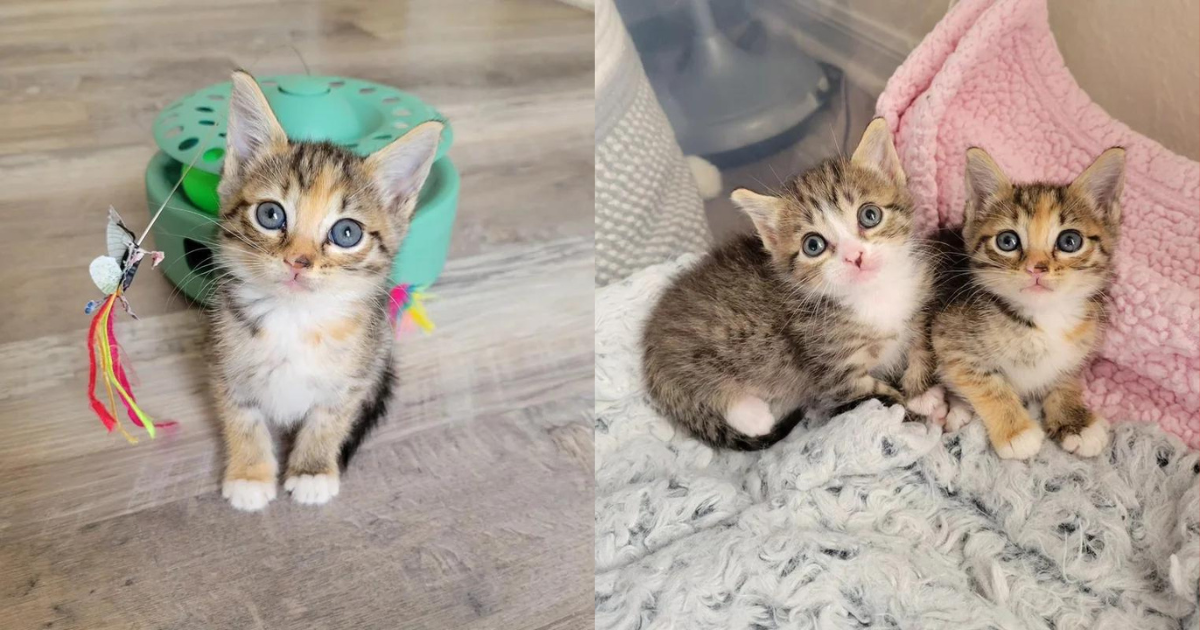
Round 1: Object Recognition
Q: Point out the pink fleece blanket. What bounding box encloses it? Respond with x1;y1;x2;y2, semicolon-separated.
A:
876;0;1199;448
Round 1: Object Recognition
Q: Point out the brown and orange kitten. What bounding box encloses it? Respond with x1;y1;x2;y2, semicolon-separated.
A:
211;71;443;511
641;119;942;450
931;147;1125;460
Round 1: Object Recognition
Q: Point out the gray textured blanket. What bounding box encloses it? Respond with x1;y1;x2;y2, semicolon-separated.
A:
595;255;1200;630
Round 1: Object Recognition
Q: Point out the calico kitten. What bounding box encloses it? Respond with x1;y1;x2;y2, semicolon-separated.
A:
641;119;941;450
211;71;443;511
931;147;1125;460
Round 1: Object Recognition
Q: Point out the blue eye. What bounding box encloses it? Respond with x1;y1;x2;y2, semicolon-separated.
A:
1056;229;1083;253
802;233;827;257
329;218;363;248
995;230;1020;252
857;204;883;228
255;201;285;230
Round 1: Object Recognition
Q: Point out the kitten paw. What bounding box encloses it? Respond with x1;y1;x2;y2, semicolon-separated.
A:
726;395;775;437
222;479;277;512
284;473;340;505
1060;417;1110;458
944;398;975;432
906;386;948;425
993;423;1045;460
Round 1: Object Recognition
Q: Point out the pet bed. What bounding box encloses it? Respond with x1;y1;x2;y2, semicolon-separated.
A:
595;256;1199;629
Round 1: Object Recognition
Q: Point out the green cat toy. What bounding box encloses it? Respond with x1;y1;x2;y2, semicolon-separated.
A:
145;74;459;320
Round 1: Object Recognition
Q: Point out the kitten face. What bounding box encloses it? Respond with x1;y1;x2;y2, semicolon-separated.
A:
961;148;1124;313
220;143;397;297
732;118;915;298
215;71;442;300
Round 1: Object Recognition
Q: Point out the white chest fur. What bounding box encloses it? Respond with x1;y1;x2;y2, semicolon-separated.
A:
223;289;361;424
843;256;923;373
1000;305;1092;396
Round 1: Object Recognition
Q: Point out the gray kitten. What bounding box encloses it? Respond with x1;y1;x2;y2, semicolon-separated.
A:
641;119;941;450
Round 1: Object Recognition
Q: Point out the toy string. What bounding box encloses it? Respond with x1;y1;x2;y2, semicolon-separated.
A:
136;124;216;247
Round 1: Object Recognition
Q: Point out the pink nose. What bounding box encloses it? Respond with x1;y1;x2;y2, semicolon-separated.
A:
285;255;312;271
1026;266;1045;278
844;251;864;268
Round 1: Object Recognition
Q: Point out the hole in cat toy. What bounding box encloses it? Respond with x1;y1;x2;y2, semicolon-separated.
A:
219;132;226;138
392;108;411;117
164;126;183;138
198;120;215;126
196;106;214;113
374;134;392;141
178;137;199;150
329;80;345;88
184;239;213;276
359;87;376;95
203;148;224;163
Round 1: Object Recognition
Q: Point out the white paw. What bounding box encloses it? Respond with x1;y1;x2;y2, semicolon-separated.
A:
994;424;1045;460
907;386;948;425
1060;417;1110;458
725;395;775;437
945;398;975;432
222;479;277;512
284;474;340;506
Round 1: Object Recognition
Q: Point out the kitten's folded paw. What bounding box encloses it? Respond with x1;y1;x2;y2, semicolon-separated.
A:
944;398;974;432
906;386;948;425
1059;417;1110;458
285;473;340;505
993;423;1044;460
222;479;277;512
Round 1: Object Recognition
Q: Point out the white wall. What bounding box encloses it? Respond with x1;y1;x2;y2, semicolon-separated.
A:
1049;0;1199;160
787;0;1199;160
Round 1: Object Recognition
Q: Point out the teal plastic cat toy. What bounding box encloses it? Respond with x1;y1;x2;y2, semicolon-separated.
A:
145;74;459;331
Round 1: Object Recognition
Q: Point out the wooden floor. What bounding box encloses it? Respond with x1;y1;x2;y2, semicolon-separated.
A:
0;1;595;628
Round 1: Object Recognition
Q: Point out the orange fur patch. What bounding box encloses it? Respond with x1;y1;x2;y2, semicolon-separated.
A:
1065;319;1095;344
305;317;359;346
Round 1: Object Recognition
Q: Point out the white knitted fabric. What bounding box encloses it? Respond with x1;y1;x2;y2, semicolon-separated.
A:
595;0;710;287
595;255;1200;630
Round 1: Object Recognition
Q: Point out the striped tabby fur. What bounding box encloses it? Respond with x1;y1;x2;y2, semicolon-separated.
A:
641;119;939;450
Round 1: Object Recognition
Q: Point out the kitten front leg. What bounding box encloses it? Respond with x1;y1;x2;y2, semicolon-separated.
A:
284;404;356;505
1042;377;1109;457
219;396;278;512
942;364;1043;460
900;322;947;424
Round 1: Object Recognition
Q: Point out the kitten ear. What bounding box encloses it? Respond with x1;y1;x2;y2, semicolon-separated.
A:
851;118;906;187
1069;147;1125;221
223;70;287;179
363;121;443;223
963;147;1011;220
731;189;785;252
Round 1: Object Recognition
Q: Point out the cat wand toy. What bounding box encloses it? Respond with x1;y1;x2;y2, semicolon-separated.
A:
83;139;210;443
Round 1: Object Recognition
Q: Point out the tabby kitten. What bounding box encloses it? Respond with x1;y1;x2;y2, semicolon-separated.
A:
212;71;443;511
931;147;1125;460
642;119;941;450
